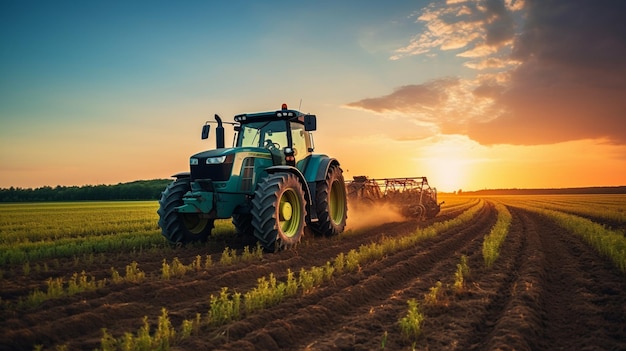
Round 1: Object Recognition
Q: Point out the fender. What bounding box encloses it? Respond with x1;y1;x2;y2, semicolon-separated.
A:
171;172;191;179
300;156;341;223
314;157;340;182
265;165;314;223
302;155;340;183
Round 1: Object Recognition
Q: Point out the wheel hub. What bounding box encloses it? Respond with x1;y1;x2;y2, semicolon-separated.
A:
280;201;293;221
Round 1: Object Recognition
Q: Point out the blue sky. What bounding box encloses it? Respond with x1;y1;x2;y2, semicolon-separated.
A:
1;0;625;191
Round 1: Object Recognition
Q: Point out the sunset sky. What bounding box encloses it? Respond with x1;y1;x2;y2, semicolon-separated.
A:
1;0;625;192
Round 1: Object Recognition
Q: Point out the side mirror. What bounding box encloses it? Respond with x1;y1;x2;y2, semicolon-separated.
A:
304;114;317;131
201;124;210;140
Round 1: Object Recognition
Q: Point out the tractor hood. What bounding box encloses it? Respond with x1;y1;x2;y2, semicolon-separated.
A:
190;147;235;161
190;147;271;161
189;147;272;181
189;148;236;181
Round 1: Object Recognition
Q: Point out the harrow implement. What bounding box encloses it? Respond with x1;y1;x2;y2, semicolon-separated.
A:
346;176;443;220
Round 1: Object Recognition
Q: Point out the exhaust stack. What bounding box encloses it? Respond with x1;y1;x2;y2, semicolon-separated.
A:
214;114;225;149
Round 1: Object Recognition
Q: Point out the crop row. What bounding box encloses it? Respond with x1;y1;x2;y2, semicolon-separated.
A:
4;199;479;312
485;195;626;229
1;196;476;271
7;244;264;310
482;203;512;268
499;200;626;274
92;200;485;350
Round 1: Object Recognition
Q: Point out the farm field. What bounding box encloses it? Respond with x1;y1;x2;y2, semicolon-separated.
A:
1;195;625;350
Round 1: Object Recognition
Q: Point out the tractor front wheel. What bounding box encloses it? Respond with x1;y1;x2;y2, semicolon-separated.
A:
232;213;253;236
157;178;214;245
251;173;307;251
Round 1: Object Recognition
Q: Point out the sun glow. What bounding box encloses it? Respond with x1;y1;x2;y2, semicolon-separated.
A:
415;135;480;192
422;157;467;193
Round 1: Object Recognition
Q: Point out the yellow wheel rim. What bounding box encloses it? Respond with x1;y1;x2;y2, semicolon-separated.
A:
279;189;302;238
329;180;346;225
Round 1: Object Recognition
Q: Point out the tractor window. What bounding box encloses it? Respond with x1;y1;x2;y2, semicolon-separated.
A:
238;121;289;149
290;123;310;163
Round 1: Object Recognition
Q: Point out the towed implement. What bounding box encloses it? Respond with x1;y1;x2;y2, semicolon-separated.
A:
347;176;442;220
157;104;348;251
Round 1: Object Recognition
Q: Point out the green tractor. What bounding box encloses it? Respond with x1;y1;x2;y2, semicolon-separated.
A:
157;104;348;251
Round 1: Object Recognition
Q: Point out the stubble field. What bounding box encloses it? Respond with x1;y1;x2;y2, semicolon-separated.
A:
0;195;625;350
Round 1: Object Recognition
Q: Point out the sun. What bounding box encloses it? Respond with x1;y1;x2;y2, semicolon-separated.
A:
415;136;478;193
422;157;466;193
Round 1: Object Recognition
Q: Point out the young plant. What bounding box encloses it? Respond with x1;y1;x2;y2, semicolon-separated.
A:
219;247;237;265
125;261;145;283
423;281;444;306
453;255;470;293
161;259;171;280
170;257;189;277
208;287;241;326
399;299;424;341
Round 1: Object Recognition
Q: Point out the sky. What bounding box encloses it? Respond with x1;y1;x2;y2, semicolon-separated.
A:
1;0;625;192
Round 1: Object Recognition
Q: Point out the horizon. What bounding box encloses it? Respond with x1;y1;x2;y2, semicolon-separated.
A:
2;0;626;193
1;178;624;194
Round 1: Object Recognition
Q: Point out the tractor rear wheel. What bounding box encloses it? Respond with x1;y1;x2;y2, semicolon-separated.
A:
311;164;348;237
251;173;307;251
157;178;214;245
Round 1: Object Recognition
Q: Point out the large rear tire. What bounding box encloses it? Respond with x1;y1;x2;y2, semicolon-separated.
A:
157;178;214;245
310;164;348;237
251;173;307;251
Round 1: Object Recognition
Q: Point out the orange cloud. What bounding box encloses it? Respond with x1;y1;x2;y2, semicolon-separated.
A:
349;0;626;146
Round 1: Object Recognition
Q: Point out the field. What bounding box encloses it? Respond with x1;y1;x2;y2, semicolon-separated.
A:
1;195;625;350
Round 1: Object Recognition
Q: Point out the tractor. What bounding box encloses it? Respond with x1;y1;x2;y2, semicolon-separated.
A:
157;104;348;251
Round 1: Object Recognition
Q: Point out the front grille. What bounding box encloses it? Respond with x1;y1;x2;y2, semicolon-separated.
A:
191;157;234;181
240;157;255;192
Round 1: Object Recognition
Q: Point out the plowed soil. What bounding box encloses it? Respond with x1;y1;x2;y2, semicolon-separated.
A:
1;201;625;350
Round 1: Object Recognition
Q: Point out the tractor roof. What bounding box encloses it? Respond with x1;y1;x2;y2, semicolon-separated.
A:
234;104;306;124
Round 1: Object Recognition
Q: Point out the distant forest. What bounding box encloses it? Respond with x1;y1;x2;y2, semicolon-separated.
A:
1;179;624;202
0;179;173;202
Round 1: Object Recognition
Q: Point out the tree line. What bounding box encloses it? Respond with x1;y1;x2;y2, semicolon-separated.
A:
0;179;173;202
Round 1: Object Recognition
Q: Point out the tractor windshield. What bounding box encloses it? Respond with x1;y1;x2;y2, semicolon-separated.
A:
238;120;289;149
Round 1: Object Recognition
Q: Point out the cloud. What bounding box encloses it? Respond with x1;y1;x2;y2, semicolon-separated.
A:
391;0;518;60
346;75;505;140
346;78;456;115
470;0;626;145
349;0;626;146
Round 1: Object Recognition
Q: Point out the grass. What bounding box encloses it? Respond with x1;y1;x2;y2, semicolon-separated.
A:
0;201;238;266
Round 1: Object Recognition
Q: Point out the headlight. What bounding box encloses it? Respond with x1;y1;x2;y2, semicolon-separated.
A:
190;158;198;165
206;156;227;164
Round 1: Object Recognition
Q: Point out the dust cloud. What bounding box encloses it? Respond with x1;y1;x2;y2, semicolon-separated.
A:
345;201;406;231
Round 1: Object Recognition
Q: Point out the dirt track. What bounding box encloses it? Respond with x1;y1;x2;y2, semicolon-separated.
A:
1;201;625;350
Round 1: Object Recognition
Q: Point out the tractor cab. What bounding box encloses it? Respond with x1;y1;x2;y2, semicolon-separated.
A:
234;106;316;167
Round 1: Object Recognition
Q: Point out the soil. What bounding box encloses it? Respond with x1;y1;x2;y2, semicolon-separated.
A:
1;202;625;350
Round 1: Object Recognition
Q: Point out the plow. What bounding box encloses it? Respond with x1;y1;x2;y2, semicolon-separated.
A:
346;176;443;220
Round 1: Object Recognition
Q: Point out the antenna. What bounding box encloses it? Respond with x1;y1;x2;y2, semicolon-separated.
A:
298;98;302;110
